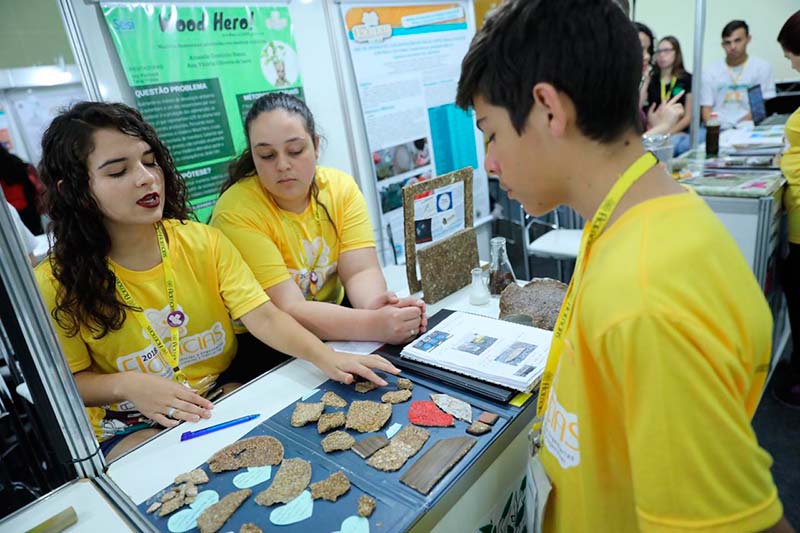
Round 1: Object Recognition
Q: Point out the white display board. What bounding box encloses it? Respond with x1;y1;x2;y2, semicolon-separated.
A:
337;0;490;263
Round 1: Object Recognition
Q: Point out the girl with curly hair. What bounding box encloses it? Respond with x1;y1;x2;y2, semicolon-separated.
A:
35;102;397;460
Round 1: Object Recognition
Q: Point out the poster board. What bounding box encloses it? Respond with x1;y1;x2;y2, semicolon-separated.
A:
101;2;303;220
337;1;490;264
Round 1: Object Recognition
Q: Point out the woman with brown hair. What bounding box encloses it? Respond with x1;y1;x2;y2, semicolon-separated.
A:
646;35;694;154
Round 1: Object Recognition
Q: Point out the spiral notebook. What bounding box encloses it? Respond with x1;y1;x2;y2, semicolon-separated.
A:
400;311;552;392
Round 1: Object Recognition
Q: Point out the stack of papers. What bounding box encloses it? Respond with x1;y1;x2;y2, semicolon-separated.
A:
400;311;552;392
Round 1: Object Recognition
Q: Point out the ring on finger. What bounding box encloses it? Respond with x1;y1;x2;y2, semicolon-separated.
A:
166;407;176;418
409;328;417;337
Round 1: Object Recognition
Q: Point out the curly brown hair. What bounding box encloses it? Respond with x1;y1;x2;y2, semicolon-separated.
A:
39;101;191;338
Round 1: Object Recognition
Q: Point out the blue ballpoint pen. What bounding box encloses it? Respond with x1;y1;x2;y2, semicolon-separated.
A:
180;414;261;441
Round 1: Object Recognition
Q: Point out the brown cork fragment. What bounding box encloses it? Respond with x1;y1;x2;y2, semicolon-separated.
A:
255;458;312;506
239;524;263;533
197;488;251;533
317;411;346;434
310;471;351;502
366;425;429;472
321;391;348;408
354;381;379;393
174;468;209;485
208;436;284;473
358;495;376;518
321;431;356;453
291;402;325;427
466;421;492;435
345;400;392;433
146;501;161;514
158;494;186;517
381;389;412;404
396;378;414;390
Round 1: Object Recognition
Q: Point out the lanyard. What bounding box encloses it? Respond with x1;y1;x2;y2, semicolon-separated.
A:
660;76;677;103
114;223;188;385
535;153;658;421
727;60;747;87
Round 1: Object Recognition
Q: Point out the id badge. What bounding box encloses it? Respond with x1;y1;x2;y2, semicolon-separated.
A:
527;421;553;533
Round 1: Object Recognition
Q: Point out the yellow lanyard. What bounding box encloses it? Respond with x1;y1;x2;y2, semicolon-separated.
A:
660;76;677;103
535;153;658;421
727;61;747;88
113;223;188;385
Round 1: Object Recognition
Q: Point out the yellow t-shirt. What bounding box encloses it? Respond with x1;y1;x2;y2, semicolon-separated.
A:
35;220;269;441
210;166;375;304
780;107;800;244
540;191;782;532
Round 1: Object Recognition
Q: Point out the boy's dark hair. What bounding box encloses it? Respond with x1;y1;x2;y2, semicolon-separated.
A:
456;0;642;143
778;10;800;55
722;20;749;39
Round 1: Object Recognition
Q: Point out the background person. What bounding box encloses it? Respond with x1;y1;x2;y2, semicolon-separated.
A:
774;10;800;409
701;20;776;129
212;93;427;345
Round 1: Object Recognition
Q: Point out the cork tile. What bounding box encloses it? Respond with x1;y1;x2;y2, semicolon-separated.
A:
366;425;430;472
290;402;325;427
317;411;346;434
310;471;351;502
400;436;477;495
478;412;499;426
358;495;376;518
321;391;348;408
466;421;492;435
207;436;284;473
321;431;356;453
255;458;312;506
197;488;251;533
345;400;392;433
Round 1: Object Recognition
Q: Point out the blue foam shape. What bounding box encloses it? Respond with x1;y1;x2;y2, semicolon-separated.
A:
232;466;272;489
334;515;370;533
270;490;314;525
166;490;219;532
301;388;321;401
385;422;402;439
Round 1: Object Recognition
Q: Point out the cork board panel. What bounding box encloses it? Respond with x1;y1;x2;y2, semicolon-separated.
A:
417;228;479;304
403;167;474;294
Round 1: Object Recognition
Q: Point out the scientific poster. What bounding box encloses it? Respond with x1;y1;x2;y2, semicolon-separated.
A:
340;2;490;263
102;3;303;220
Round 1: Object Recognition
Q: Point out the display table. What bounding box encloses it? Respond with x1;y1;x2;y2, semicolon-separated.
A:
0;479;136;532
105;269;534;532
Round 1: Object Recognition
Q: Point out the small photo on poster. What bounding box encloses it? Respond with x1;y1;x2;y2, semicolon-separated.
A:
261;40;299;88
378;170;432;214
514;364;536;377
415;219;432;244
373;137;431;181
436;191;453;212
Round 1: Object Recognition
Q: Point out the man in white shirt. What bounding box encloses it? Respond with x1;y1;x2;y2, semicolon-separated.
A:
5;200;47;266
700;20;776;130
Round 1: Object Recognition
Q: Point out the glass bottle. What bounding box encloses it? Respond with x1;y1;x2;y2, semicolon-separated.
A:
489;236;516;295
469;267;490;305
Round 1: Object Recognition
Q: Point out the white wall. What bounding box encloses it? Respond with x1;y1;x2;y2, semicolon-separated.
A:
635;0;799;82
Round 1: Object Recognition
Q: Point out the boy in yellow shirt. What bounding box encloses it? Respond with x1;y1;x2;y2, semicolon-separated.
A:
457;0;791;531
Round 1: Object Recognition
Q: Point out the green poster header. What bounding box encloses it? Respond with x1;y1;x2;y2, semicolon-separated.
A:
103;3;303;218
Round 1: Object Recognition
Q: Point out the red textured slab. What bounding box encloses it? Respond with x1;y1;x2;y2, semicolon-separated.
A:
478;412;499;426
408;401;454;427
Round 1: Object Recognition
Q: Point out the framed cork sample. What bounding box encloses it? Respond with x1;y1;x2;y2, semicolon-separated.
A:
402;168;477;303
